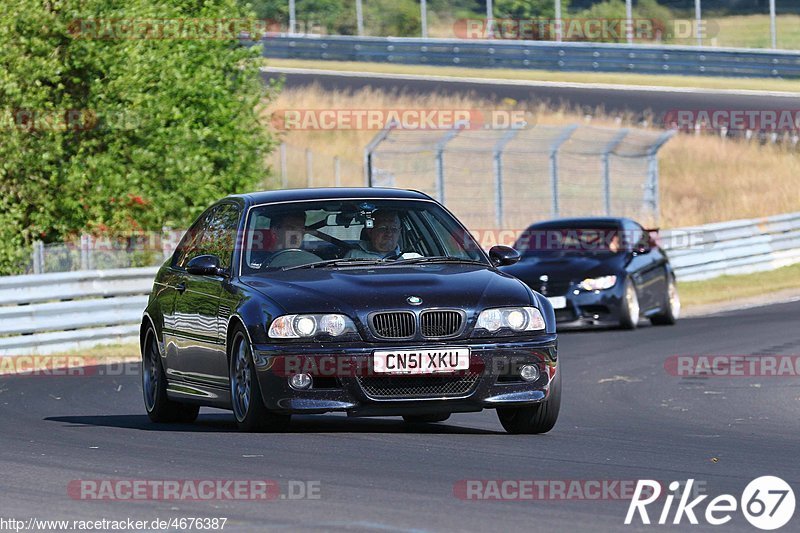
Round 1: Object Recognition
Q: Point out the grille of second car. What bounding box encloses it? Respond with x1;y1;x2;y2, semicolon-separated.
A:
371;312;416;338
420;310;463;338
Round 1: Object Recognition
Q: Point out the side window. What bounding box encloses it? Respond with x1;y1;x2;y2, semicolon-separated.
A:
173;209;214;269
625;222;648;252
173;204;240;270
193;203;241;269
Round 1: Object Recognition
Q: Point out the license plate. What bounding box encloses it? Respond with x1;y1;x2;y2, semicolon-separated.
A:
373;348;470;374
548;296;567;309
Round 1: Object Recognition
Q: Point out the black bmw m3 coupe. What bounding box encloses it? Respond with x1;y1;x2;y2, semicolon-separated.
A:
140;188;560;433
500;217;680;329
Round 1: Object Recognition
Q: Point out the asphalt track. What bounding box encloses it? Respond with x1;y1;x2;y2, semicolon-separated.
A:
1;301;798;532
263;68;800;119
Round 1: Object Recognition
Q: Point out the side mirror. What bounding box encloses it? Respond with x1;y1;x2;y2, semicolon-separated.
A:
186;254;227;277
489;245;521;267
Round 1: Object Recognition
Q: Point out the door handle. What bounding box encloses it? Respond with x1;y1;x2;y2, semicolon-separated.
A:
176;282;187;294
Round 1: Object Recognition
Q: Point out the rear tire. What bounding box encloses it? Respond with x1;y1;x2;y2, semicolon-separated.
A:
141;327;199;423
229;327;291;432
497;368;561;434
402;414;451;424
619;278;640;330
650;276;680;326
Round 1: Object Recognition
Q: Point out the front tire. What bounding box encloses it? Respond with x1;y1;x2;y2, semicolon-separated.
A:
229;327;291;432
497;368;561;434
619;278;640;330
141;327;199;423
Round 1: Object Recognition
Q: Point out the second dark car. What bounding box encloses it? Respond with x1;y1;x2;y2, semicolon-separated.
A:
500;217;680;329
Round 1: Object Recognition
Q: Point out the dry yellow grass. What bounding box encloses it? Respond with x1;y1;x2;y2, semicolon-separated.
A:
266;85;800;228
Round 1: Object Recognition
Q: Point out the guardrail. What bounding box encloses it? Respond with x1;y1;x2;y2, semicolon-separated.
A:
663;212;800;281
1;211;799;354
258;34;800;78
0;267;157;356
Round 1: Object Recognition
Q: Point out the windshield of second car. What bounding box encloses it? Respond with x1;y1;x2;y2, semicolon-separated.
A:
514;226;623;256
240;199;488;274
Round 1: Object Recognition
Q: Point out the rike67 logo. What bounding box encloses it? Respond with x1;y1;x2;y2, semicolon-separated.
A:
625;477;795;530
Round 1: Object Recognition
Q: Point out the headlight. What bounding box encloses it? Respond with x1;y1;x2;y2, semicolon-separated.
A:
268;314;356;338
578;275;617;291
475;307;545;332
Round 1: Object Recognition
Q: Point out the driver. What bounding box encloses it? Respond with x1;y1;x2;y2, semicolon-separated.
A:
270;212;306;251
346;210;402;259
249;212;307;268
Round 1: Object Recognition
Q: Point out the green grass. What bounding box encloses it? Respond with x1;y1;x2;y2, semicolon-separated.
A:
705;14;800;50
265;58;800;94
679;262;800;308
49;342;140;360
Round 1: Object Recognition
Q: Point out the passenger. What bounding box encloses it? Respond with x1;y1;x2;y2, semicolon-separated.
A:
346;210;403;259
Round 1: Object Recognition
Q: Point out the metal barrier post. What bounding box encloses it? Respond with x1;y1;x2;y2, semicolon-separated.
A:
364;121;397;187
434;122;468;204
645;130;676;222
32;241;43;274
493;128;521;228
80;234;89;270
602;129;629;216
549;125;578;218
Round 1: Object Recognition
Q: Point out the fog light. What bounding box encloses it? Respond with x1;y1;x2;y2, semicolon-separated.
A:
520;364;540;382
289;373;313;390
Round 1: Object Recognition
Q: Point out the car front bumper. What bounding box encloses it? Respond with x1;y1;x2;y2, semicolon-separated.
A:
251;335;558;416
546;283;625;327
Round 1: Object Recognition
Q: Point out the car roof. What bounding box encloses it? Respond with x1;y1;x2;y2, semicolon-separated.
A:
525;217;634;229
229;187;434;205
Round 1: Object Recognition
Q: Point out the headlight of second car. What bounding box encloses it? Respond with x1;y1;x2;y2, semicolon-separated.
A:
475;307;545;333
578;275;617;291
268;314;358;339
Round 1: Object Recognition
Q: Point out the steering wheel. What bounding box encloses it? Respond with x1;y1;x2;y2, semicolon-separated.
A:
263;249;323;269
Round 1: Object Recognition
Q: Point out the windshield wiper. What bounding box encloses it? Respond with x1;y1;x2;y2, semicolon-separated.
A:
282;258;389;271
390;255;486;266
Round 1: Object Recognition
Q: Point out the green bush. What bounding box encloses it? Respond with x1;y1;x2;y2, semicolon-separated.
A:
0;0;276;275
366;0;422;37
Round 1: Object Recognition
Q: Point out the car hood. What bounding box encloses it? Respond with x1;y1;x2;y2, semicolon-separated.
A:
500;253;627;286
240;264;534;315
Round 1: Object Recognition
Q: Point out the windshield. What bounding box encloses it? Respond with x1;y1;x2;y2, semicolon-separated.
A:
240;199;488;274
514;226;623;256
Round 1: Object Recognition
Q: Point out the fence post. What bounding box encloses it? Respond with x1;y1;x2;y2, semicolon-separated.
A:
32;241;44;274
305;148;313;187
363;121;398;187
80;234;89;270
334;156;341;187
434;121;468;204
280;143;288;189
86;234;95;270
549;125;578;218
645;130;676;223
493;128;521;228
602;129;629;216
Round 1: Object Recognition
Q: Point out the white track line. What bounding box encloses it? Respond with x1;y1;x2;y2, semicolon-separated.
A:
262;66;800;99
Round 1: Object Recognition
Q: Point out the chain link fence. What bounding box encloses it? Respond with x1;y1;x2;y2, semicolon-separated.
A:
365;123;674;230
268;142;364;190
28;233;179;275
26;128;672;274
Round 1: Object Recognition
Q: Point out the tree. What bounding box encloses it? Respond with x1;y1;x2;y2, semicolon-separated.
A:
495;0;572;19
0;0;276;274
